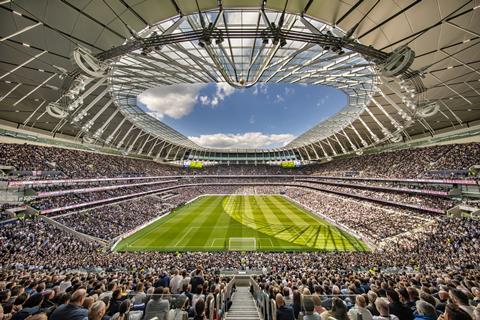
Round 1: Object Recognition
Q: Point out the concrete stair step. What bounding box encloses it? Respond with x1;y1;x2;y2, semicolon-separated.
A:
225;286;260;320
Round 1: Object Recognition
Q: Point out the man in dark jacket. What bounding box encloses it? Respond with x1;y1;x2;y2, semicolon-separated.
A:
49;289;88;320
387;289;413;320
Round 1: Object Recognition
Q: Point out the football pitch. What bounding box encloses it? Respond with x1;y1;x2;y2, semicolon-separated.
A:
114;195;369;252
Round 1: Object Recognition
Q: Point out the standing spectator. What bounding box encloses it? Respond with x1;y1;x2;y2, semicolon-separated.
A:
193;299;206;320
170;270;183;294
144;288;169;320
292;290;302;319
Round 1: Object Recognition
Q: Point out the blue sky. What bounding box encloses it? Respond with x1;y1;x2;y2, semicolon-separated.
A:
137;83;346;149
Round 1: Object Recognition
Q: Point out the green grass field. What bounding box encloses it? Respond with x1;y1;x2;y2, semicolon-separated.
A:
114;195;369;252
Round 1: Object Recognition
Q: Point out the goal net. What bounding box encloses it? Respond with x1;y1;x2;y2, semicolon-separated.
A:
228;238;257;251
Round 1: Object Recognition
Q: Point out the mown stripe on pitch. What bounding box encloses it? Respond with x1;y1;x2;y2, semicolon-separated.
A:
182;196;225;249
152;196;220;249
269;197;320;245
253;196;294;237
260;196;311;246
262;196;314;241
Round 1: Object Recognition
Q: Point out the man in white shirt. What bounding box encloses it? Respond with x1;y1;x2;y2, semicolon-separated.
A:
170;269;183;294
348;295;373;320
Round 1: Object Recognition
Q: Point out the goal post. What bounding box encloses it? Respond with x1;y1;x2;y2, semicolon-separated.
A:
228;237;257;251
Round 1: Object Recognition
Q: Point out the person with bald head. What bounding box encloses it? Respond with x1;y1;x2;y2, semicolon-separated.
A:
49;288;88;320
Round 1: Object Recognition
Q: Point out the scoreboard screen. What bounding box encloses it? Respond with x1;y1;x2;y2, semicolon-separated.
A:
183;161;203;169
280;160;301;168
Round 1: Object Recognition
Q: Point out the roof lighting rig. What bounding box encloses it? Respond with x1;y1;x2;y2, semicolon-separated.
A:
51;6;432;160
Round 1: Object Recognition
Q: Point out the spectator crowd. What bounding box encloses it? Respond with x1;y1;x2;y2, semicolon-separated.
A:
0;142;479;320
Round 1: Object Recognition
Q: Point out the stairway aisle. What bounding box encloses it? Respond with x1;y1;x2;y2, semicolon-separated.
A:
225;286;261;320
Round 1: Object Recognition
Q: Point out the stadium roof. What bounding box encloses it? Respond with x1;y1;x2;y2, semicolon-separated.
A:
0;0;479;163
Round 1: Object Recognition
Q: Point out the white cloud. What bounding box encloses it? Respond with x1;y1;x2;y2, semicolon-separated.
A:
316;95;329;107
189;132;295;149
259;83;268;94
284;87;295;95
274;94;285;103
211;96;219;107
252;83;268;96
199;95;210;105
138;84;205;119
199;82;236;107
249;115;255;124
216;82;235;100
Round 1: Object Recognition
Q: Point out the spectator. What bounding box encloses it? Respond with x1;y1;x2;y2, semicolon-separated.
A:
387;289;413;320
348;295;373;320
450;289;475;319
321;298;348;320
49;289;88;320
302;296;321;320
87;301;106;320
373;298;399;320
438;304;472;320
413;301;437;320
276;294;295;320
193;299;206;320
144;288;169;320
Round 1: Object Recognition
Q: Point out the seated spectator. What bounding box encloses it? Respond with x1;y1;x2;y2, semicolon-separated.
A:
107;290;123;316
321;298;348;320
438;304;472;320
413;301;437;320
131;283;147;305
111;300;135;320
12;293;43;320
276;294;295;320
387;289;413;320
87;300;106;320
49;289;88;320
449;289;475;319
348;295;373;320
302;296;321;320
373;298;399;320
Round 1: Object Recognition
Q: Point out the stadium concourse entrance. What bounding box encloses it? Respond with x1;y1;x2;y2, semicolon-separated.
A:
113;194;369;253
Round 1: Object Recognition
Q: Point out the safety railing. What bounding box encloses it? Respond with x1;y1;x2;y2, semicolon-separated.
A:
92;283;235;320
250;283;368;320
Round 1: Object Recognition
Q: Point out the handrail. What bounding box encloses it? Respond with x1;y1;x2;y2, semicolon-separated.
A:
250;277;265;320
295;179;450;197
35;179;178;198
39;182;446;215
7;174;477;187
